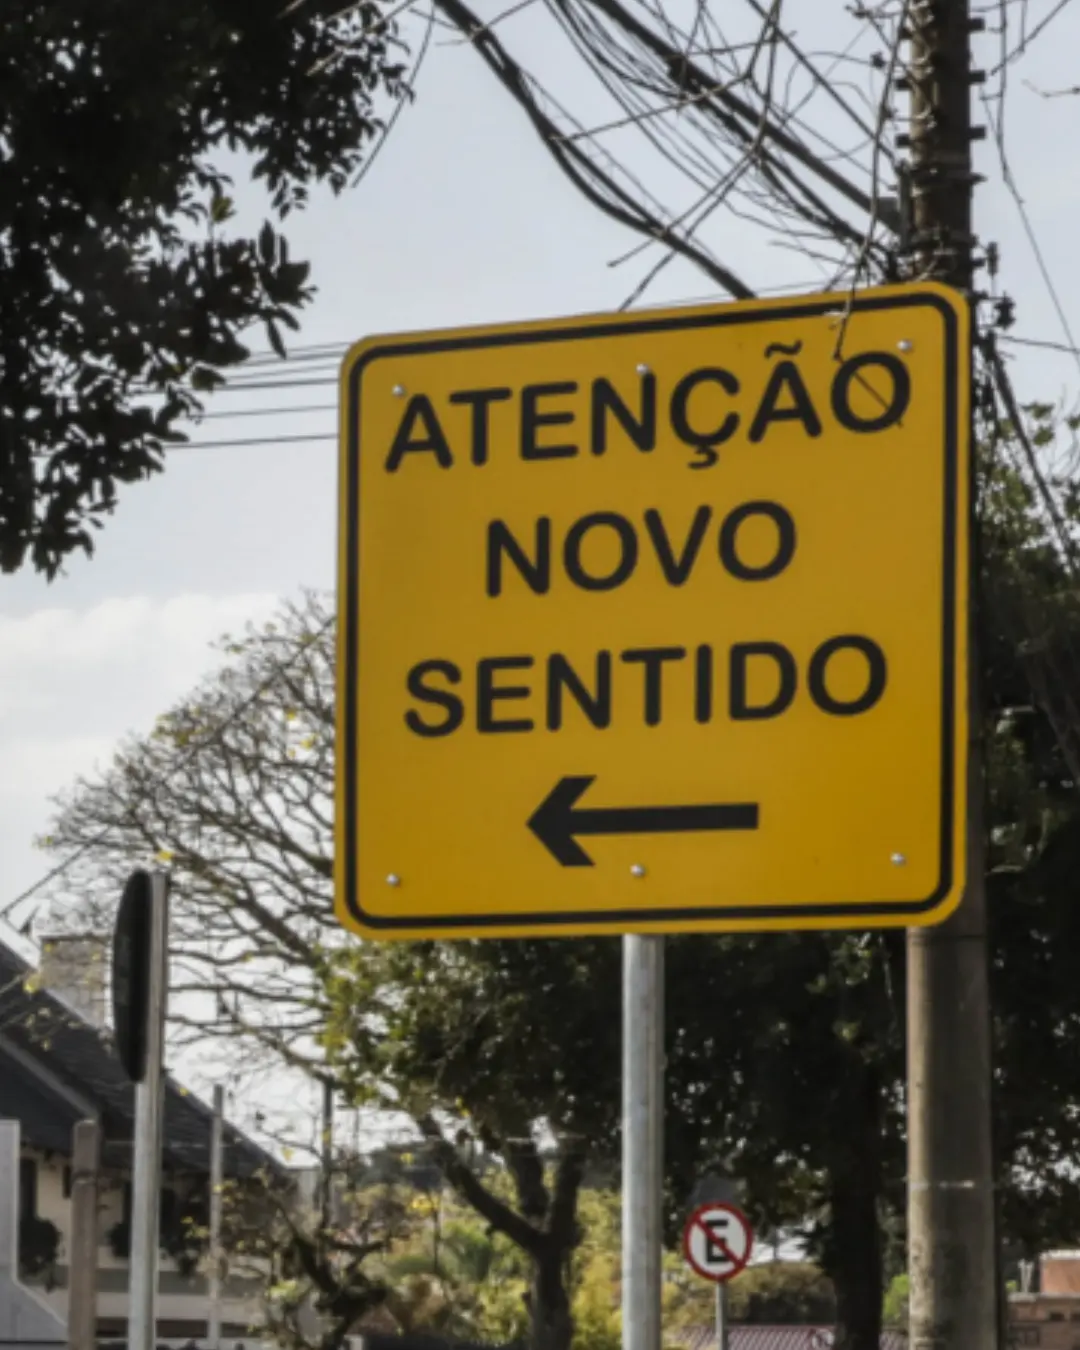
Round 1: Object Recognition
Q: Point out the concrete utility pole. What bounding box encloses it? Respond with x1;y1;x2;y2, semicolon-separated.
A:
904;2;997;1346
67;1120;99;1350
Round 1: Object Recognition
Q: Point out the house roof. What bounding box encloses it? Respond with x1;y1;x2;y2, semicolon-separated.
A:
674;1331;907;1350
0;938;281;1180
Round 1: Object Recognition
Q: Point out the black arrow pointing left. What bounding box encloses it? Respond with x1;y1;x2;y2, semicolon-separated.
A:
527;775;760;867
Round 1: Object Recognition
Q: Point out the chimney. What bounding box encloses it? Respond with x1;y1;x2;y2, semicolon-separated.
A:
38;934;108;1029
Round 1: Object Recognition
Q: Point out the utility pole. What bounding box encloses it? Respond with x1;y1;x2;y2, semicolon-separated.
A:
904;2;997;1347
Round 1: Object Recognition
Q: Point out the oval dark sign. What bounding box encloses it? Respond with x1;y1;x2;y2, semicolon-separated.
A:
112;869;152;1083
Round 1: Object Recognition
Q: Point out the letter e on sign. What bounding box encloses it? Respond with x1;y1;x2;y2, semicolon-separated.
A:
337;283;970;939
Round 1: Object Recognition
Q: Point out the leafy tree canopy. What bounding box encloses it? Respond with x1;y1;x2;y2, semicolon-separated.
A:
0;2;408;574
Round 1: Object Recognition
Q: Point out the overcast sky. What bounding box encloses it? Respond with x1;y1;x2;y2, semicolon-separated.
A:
3;2;1080;1128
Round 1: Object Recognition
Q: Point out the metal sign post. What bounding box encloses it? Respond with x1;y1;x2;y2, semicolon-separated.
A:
127;870;169;1350
622;935;664;1350
715;1283;728;1350
208;1084;225;1350
684;1199;753;1350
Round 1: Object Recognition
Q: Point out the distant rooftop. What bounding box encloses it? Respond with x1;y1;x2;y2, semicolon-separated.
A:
674;1330;906;1350
0;937;281;1179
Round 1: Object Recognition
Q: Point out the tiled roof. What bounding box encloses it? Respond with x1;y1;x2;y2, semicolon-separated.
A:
0;939;280;1179
674;1329;906;1350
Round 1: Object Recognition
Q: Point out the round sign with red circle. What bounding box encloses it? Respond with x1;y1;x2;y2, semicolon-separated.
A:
682;1202;753;1283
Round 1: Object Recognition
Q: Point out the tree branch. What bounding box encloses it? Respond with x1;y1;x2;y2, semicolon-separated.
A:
505;1137;550;1223
548;1139;586;1251
417;1116;543;1256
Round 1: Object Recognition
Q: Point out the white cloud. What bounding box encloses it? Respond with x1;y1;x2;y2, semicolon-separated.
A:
0;592;280;917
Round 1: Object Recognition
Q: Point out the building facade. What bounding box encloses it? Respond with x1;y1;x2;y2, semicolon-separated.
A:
0;934;282;1342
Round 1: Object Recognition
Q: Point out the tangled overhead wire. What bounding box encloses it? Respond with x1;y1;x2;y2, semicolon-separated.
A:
427;0;912;303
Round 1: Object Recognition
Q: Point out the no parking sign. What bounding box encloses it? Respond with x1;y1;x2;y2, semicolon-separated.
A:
682;1202;754;1284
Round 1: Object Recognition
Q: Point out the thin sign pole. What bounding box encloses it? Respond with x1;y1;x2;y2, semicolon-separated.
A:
622;934;664;1350
715;1282;728;1350
208;1085;225;1350
128;870;169;1350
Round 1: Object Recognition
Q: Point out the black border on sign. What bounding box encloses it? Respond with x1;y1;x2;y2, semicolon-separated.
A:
340;290;963;931
682;1201;754;1284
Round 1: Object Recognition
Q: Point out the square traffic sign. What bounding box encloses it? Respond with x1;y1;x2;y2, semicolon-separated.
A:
336;283;968;938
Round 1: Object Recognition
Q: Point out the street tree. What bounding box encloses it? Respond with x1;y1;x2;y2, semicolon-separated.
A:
0;2;408;576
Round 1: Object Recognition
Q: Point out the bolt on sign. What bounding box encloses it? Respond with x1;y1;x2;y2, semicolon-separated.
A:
336;282;969;939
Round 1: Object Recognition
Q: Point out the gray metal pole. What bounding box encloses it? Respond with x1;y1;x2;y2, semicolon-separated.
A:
128;870;169;1350
712;1274;729;1350
621;935;664;1350
68;1120;100;1350
208;1085;224;1350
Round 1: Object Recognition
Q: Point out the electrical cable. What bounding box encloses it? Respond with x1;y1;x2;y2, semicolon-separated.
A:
989;0;1074;72
350;4;437;190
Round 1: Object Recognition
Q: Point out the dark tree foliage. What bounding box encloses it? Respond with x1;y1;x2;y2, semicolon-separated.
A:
0;1;407;575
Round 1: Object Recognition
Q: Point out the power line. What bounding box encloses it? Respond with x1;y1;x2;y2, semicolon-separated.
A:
989;0;1074;71
241;343;348;366
552;0;885;296
998;332;1080;357
741;0;887;152
983;333;1080;573
192;375;336;393
170;432;334;451
350;3;437;190
982;83;1080;386
197;403;336;423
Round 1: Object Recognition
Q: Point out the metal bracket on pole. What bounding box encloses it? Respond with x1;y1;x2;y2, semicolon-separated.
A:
128;870;169;1350
622;934;664;1350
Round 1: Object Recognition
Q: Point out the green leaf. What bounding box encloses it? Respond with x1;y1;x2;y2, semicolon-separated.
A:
266;318;287;360
258;221;276;266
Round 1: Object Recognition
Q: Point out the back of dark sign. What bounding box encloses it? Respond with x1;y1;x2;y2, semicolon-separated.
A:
112;869;152;1083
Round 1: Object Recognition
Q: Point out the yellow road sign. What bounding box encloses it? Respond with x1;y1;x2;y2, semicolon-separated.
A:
336;283;969;938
